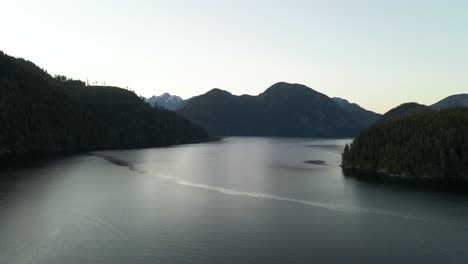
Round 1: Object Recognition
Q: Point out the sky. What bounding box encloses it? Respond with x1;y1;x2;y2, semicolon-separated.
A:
1;0;467;113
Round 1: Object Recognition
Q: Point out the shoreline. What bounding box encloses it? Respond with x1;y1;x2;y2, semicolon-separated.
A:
341;165;468;191
0;137;219;169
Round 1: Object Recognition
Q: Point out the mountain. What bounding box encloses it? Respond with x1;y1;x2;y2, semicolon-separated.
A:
431;94;468;110
332;97;381;128
378;103;433;123
0;51;208;156
342;108;468;182
178;82;362;137
147;93;184;110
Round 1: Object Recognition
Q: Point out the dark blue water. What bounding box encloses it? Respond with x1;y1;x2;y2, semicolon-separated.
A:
1;137;468;263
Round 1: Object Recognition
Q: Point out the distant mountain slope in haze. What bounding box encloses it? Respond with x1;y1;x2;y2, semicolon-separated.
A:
178;82;362;137
378;103;434;124
147;93;184;110
431;94;468;110
0;51;208;155
332;97;381;128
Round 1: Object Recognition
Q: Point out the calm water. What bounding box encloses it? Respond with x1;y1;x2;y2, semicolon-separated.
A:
2;137;468;264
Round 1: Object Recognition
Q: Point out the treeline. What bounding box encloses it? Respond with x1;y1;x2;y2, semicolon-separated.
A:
342;108;468;181
0;51;208;156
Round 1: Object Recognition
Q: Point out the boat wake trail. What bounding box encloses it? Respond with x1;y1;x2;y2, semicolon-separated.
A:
96;154;464;227
155;175;458;225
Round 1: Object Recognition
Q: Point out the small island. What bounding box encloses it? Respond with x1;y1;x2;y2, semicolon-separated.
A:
304;160;327;165
341;108;468;184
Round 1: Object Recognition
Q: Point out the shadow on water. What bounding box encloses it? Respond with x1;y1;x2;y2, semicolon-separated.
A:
268;163;319;172
342;168;468;194
305;144;345;152
89;153;147;174
0;154;76;176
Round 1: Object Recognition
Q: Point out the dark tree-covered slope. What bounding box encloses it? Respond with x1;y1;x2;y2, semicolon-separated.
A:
342;108;468;181
0;51;208;155
332;97;381;128
178;82;362;137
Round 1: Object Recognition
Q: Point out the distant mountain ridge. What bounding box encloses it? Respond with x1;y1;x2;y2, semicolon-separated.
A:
378;103;434;123
177;82;374;137
431;94;468;110
332;97;381;128
147;93;184;110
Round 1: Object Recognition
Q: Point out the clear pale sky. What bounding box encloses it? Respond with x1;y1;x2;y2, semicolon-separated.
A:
2;0;467;113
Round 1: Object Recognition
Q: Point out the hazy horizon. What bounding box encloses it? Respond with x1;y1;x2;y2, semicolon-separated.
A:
2;0;467;113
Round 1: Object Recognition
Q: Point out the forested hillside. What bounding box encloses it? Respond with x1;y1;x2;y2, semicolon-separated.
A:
0;51;208;155
342;108;468;181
